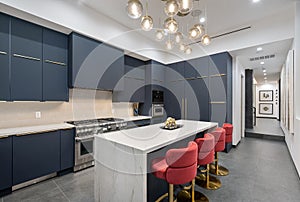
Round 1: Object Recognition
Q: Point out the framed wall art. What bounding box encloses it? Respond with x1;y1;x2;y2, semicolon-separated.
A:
259;103;273;115
259;90;273;102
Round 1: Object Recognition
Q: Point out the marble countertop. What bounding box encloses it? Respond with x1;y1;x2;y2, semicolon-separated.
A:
0;123;75;138
95;120;217;153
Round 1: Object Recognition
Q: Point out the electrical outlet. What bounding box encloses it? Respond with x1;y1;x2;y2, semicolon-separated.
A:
35;111;41;119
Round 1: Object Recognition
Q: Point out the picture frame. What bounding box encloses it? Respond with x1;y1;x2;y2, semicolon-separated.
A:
259;103;273;115
259;90;273;102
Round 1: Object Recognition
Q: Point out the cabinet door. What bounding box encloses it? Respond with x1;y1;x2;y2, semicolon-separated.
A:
43;28;68;101
11;18;43;101
164;80;184;120
13;131;60;185
60;129;75;170
0;136;12;190
112;77;145;102
151;61;165;85
165;62;185;82
209;52;229;75
195;56;209;78
69;33;101;89
185;79;200;121
0;13;10;101
98;44;124;90
184;59;198;78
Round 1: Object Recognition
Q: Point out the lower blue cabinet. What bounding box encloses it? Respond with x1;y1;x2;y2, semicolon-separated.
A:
60;129;75;170
0;136;12;191
13;131;60;185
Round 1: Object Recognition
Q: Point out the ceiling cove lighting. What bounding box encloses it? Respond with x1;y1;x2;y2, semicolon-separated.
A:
126;0;212;54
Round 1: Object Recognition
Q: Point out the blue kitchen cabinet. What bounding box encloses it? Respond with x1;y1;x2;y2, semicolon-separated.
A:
60;129;75;171
13;131;60;185
150;61;165;86
113;55;145;102
0;136;12;194
164;79;184;120
184;58;198;78
208;52;232;125
69;32;124;90
43;28;69;101
0;13;10;101
10;17;43;101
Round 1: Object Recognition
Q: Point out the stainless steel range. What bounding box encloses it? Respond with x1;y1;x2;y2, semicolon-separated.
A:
67;118;127;172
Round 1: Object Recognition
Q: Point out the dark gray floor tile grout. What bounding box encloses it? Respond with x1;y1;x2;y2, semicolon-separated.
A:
53;180;71;202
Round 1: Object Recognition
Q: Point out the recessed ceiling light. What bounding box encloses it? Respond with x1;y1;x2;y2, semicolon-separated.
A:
200;17;206;23
253;0;261;3
260;61;265;65
264;77;267;80
257;47;263;52
263;69;266;73
264;73;267;76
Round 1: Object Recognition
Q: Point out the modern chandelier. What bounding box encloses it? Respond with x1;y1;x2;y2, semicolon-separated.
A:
126;0;211;54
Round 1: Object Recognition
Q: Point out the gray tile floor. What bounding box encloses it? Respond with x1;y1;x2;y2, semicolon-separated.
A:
2;138;300;202
246;118;285;136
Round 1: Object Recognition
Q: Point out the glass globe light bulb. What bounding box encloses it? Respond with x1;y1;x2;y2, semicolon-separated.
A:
179;43;186;51
164;0;179;17
184;46;192;54
126;0;143;19
194;24;204;36
155;29;165;41
141;15;153;31
164;18;178;34
166;40;174;50
201;34;211;45
189;27;200;39
174;32;183;44
178;0;193;15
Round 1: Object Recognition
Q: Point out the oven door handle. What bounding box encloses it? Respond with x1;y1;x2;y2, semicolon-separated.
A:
75;135;95;142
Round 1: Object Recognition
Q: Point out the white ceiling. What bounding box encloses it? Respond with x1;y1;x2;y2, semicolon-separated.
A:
230;38;293;83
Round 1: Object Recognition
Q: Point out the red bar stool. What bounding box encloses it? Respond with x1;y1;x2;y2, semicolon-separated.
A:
195;133;221;190
209;127;229;177
223;123;233;153
151;141;208;202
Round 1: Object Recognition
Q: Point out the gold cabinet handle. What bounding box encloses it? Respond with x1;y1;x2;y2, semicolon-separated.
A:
15;129;58;137
210;101;226;104
13;53;40;61
45;60;66;66
197;76;208;79
0;51;7;55
0;135;9;139
210;74;226;77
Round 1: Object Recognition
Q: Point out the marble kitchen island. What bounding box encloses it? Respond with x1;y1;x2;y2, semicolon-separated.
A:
94;120;218;202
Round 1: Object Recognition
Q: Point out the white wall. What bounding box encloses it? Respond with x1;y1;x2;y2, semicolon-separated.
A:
281;1;300;178
256;83;279;119
232;57;245;145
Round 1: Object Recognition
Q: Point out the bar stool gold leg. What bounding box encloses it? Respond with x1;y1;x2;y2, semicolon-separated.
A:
195;164;222;190
209;153;229;176
177;179;209;202
169;184;174;202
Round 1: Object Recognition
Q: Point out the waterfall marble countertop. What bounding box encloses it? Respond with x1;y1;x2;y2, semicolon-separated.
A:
0;123;75;138
117;115;151;122
95;120;218;153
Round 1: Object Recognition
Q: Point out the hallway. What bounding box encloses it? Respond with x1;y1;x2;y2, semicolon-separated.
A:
245;118;285;140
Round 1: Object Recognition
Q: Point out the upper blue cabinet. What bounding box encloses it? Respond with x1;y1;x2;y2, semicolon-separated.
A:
69;32;124;91
0;13;10;101
0;13;69;102
43;28;68;101
11;17;43;101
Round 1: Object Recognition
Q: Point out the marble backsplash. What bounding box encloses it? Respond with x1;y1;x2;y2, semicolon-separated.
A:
0;89;133;129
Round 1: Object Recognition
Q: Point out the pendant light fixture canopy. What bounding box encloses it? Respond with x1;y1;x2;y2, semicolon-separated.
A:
141;15;153;31
126;0;143;19
164;0;179;17
164;17;178;34
178;0;193;14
